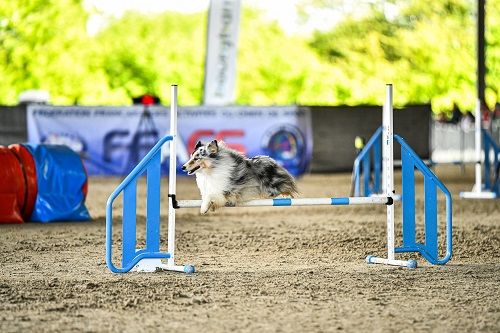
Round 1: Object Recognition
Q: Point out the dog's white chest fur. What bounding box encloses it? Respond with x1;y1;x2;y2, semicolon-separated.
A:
195;167;232;205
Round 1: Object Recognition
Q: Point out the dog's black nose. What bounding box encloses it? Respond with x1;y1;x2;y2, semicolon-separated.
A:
181;165;186;171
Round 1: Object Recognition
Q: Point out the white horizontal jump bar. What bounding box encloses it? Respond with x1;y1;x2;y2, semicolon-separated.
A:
176;196;391;208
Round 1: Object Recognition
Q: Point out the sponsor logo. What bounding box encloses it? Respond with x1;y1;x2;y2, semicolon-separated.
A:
261;125;305;175
43;133;86;153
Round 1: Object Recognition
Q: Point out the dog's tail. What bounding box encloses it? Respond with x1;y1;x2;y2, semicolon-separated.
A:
279;174;299;198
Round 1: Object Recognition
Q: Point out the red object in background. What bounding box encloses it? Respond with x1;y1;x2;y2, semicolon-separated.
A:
188;130;214;152
188;129;246;154
215;130;246;154
81;160;89;198
9;144;38;221
141;95;155;106
0;146;25;223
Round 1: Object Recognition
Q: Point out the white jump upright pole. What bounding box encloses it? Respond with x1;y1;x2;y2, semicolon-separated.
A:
366;84;417;268
384;84;395;262
132;85;195;273
167;85;178;269
164;85;195;273
460;99;497;199
473;99;484;192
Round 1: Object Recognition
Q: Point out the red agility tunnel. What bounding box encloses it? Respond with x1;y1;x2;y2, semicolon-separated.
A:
0;146;26;223
9;144;38;221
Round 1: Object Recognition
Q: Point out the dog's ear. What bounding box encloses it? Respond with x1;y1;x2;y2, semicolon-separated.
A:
195;141;202;150
207;139;218;156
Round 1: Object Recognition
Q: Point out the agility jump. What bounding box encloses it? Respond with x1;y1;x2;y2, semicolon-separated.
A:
460;99;500;199
105;84;452;274
354;100;500;199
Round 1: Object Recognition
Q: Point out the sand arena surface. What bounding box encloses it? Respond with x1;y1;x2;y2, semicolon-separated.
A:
1;166;499;332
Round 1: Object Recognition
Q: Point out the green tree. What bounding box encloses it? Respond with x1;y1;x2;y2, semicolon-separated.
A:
94;11;206;105
0;0;109;105
2;1;499;110
307;0;487;111
237;8;347;105
486;0;500;106
94;8;345;106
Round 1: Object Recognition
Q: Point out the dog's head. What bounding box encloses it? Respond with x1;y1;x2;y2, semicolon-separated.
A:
182;140;219;175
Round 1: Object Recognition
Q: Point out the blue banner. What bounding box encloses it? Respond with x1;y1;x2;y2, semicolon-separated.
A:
27;105;312;176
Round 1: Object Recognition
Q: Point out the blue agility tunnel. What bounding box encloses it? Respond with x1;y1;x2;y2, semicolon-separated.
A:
24;144;90;222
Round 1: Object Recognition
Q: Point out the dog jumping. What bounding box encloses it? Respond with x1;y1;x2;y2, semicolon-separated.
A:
182;140;298;214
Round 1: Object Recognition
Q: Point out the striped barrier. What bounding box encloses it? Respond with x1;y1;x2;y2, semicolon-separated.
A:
176;196;392;208
105;84;453;274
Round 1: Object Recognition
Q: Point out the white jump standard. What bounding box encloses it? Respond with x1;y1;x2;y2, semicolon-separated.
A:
105;84;453;274
460;99;499;199
367;83;401;267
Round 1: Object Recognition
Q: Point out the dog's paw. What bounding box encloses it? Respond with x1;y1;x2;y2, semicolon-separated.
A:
200;201;215;215
200;205;210;215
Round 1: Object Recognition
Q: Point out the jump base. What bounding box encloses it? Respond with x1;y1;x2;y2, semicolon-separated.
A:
132;259;195;274
366;256;417;269
460;191;497;199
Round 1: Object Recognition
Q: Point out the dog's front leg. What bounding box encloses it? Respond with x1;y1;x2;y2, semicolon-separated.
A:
200;198;212;215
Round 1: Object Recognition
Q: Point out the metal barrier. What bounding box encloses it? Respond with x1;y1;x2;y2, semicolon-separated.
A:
352;127;382;197
394;135;452;265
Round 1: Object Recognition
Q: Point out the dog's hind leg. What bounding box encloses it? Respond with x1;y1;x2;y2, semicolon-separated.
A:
266;188;281;198
211;195;230;211
223;191;238;207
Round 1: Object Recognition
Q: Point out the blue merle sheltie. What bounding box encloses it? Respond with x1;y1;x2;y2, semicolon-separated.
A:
182;140;298;214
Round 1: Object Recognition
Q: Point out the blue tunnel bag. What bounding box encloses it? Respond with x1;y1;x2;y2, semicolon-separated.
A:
25;144;90;222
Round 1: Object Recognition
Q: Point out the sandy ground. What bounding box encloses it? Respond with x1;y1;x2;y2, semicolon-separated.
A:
1;166;499;333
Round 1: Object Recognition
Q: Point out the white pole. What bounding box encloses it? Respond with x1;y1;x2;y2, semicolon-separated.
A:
383;84;395;261
460;99;497;198
366;84;416;268
474;99;482;193
167;85;178;268
134;84;191;273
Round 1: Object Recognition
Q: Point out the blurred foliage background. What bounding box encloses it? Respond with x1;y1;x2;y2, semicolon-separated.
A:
0;0;499;113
